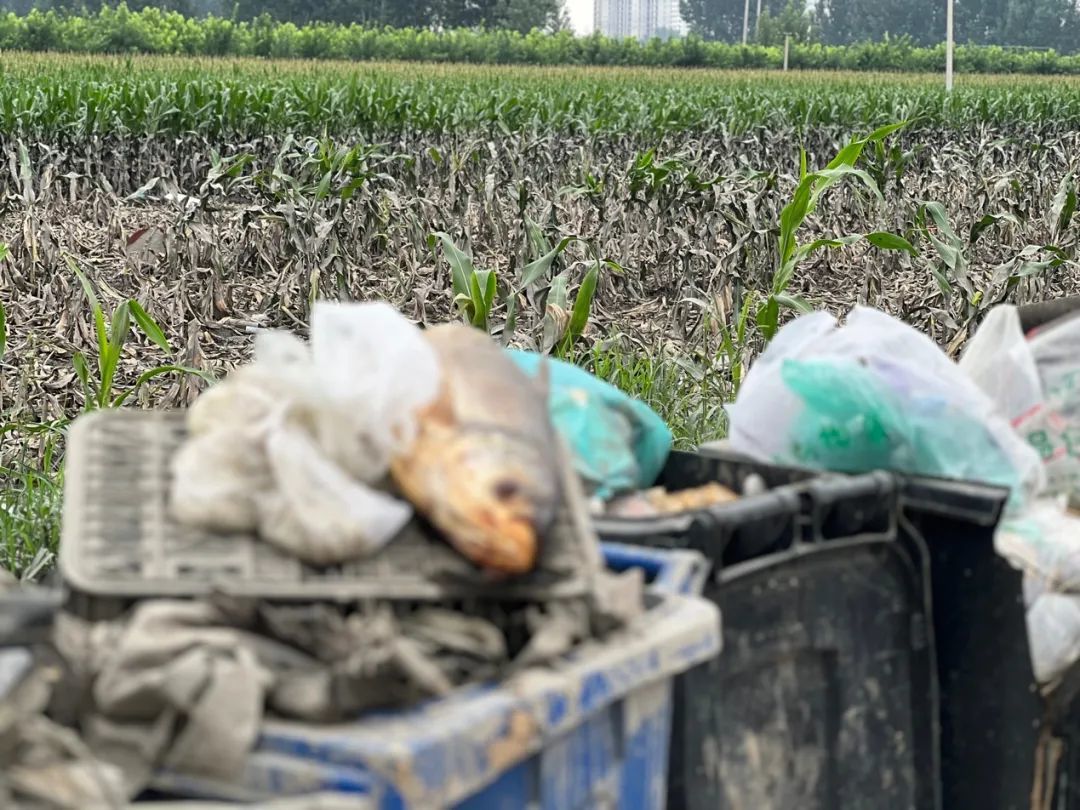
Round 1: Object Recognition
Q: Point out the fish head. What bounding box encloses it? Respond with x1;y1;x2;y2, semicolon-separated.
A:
437;429;560;575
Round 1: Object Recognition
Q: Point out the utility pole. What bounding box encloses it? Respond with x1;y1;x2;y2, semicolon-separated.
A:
742;0;750;44
945;0;955;91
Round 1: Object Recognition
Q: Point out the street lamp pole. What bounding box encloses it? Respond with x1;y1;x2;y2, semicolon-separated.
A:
945;0;954;91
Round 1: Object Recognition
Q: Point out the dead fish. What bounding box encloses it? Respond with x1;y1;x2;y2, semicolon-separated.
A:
390;324;560;575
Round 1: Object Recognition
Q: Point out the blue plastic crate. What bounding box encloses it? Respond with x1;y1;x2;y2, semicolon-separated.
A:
151;544;721;809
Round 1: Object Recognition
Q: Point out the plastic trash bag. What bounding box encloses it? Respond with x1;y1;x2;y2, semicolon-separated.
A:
996;497;1080;591
506;351;673;499
960;304;1080;682
727;306;1044;507
309;302;441;483
170;301;437;564
1026;590;1080;684
960;303;1080;498
258;420;413;565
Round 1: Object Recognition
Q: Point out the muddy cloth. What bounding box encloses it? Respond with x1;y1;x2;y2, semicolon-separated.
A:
229;600;511;722
31;594;564;803
0;652;130;809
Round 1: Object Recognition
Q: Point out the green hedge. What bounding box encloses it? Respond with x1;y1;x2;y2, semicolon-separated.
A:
2;5;1080;74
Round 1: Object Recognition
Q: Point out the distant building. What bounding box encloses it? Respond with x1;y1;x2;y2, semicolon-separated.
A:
594;0;689;40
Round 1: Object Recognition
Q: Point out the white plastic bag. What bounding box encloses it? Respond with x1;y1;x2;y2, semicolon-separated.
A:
996;497;1080;591
726;306;1044;505
1026;591;1080;684
958;305;1043;426
308;302;441;483
170;300;440;565
259;419;412;565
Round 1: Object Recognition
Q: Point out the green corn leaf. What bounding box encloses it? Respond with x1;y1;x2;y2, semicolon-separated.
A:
926;231;962;270
67;256;110;377
969;212;1021;245
547;270;569;312
72;351;96;404
919;201;960;243
865;231;919;255
1051;174;1077;236
774;293;814;314
569;261;599;341
756;295;781;341
99;300;131;407
111;365;215;407
521;237;576;289
866;120;909;143
430;232;477;300
810;165;884;206
128;300;171;353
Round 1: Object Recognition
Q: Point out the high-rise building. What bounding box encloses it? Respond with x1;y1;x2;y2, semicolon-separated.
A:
593;0;689;40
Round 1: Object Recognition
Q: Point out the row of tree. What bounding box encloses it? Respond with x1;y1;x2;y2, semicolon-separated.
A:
0;0;567;33
3;0;1080;52
680;0;1080;53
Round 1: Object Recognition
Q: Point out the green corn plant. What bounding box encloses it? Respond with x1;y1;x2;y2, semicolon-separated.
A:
542;257;621;358
1;243;8;412
1051;172;1078;242
917;200;1035;313
65;256;211;410
430;232;498;332
761;122;918;340
0;422;64;580
505;218;579;346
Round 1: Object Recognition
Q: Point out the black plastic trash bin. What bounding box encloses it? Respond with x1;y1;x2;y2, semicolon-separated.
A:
896;476;1041;810
597;448;1045;810
595;450;940;810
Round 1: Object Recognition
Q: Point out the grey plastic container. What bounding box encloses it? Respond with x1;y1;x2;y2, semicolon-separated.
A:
59;410;603;607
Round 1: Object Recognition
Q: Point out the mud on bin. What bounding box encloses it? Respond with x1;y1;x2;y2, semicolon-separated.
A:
132;543;721;809
598;446;1046;810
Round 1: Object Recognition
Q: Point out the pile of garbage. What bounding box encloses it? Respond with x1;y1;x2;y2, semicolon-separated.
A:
1;301;693;808
13;293;1080;805
723;303;1080;686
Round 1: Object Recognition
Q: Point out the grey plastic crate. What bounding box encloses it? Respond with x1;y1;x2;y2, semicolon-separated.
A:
60;410;603;605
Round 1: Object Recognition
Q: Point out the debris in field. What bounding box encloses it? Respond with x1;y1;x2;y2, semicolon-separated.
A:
645;482;739;513
0;606;129;809
24;301;644;806
391;324;561;575
507;350;673;501
169;301;437;565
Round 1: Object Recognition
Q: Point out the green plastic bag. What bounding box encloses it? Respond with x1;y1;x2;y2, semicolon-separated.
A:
507;351;673;499
782;356;1025;500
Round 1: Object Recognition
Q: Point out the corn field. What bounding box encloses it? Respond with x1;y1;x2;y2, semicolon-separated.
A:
4;53;1080;575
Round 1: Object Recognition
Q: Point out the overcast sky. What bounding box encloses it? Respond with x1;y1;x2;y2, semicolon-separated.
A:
567;0;593;33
